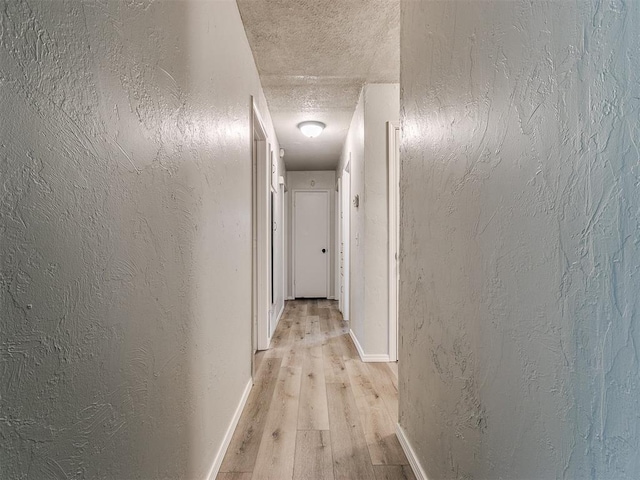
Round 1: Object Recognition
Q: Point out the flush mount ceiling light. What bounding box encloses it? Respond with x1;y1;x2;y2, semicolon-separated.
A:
298;121;326;138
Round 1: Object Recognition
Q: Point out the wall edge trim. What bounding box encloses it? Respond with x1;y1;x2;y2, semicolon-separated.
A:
396;423;429;480
349;329;390;363
205;378;253;480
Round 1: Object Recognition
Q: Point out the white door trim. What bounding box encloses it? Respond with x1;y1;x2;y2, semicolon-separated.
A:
333;184;339;300
292;189;331;298
252;99;271;352
388;122;400;362
282;185;288;303
337;177;343;311
342;160;351;322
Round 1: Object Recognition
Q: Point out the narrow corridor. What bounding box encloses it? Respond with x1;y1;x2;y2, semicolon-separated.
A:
217;300;414;480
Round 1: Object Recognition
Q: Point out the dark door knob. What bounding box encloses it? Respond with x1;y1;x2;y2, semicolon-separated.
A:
322;248;326;253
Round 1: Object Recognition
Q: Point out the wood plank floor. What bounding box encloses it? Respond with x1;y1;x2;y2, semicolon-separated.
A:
218;300;415;480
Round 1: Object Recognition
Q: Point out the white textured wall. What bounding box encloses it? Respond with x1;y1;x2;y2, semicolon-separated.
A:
340;90;365;336
286;170;336;299
0;0;281;478
400;1;640;479
339;85;399;357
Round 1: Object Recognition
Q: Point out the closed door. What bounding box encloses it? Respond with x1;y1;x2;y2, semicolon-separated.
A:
294;191;329;298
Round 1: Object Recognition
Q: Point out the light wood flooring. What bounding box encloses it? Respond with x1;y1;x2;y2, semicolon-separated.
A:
217;299;414;480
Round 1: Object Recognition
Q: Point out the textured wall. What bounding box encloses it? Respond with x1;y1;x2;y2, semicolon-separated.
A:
0;0;280;478
340;89;365;342
286;170;336;299
399;1;640;479
339;84;399;357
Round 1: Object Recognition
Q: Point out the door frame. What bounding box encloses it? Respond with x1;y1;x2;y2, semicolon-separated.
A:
292;189;331;299
341;160;351;321
281;184;287;307
252;99;271;355
387;122;400;362
337;177;342;311
334;182;340;301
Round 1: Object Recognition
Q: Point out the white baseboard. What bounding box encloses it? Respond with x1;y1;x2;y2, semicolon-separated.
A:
205;379;252;480
349;329;391;363
286;296;294;300
396;424;429;480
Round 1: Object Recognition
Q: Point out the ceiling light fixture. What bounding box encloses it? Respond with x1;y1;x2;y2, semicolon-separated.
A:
298;121;326;138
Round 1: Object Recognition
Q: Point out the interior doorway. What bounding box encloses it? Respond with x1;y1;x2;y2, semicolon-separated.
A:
251;100;272;382
293;190;330;298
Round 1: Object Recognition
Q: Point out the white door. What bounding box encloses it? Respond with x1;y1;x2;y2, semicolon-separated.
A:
294;191;329;298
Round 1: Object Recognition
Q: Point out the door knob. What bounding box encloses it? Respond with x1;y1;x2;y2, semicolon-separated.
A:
322;248;326;253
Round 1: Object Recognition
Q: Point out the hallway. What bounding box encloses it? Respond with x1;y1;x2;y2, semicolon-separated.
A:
217;300;414;480
3;0;640;478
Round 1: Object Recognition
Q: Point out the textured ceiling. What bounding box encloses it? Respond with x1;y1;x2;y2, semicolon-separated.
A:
237;0;399;171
